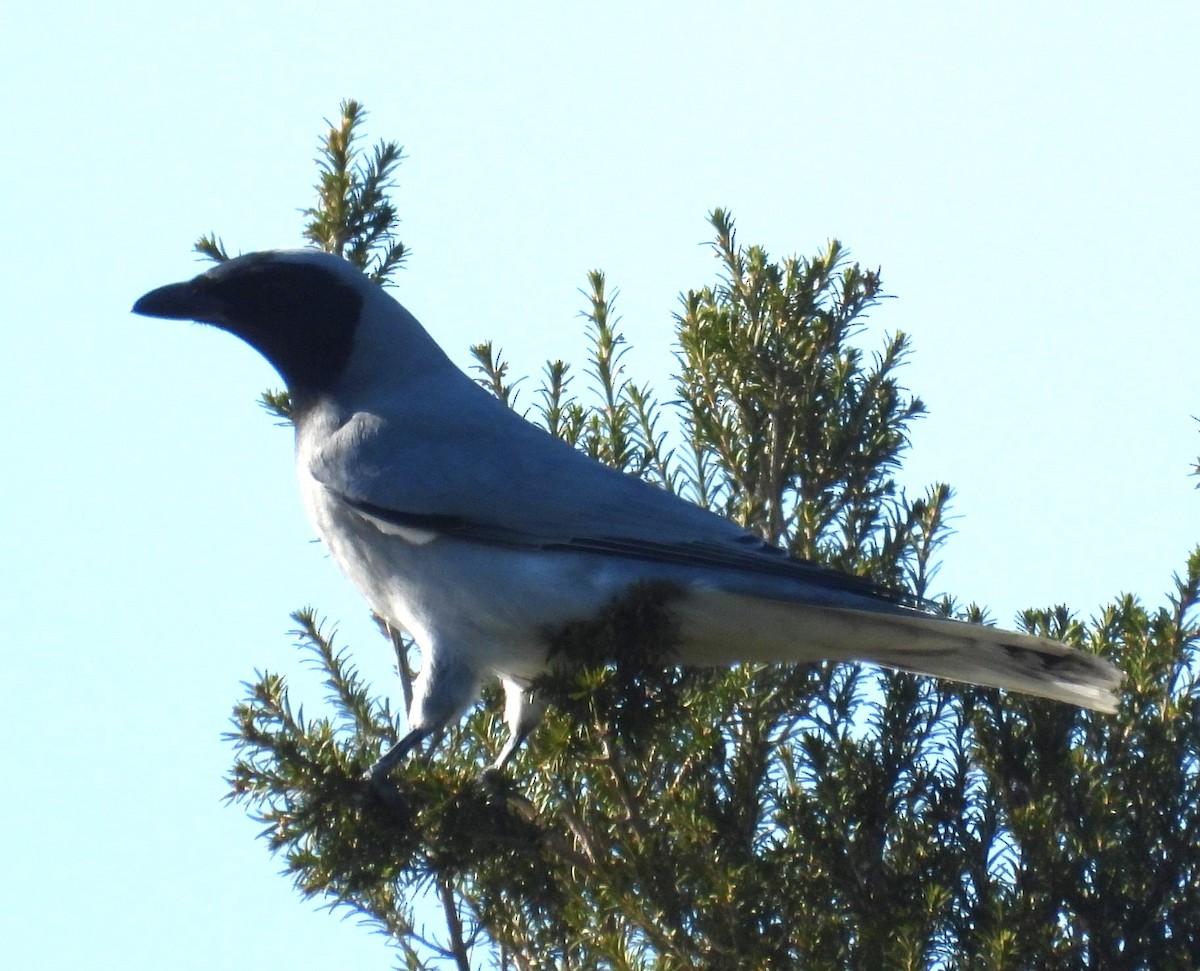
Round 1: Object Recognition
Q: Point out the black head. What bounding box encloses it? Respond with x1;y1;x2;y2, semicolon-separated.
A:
132;250;364;401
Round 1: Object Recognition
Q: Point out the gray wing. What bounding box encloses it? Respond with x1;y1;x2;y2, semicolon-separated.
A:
308;388;922;608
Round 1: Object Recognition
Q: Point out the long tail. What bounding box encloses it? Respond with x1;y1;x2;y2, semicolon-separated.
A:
675;590;1123;713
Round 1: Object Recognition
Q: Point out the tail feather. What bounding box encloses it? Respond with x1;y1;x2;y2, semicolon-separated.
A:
675;590;1123;713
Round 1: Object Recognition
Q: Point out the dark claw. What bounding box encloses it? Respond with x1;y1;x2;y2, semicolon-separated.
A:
363;773;413;819
358;726;433;817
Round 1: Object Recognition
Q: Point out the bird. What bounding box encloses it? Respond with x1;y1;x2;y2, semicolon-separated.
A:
132;249;1123;784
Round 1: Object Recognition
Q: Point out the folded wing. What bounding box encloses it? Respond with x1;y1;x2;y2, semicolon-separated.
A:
309;383;1122;712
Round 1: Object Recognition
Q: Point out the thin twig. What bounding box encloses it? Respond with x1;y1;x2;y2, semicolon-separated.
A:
437;877;472;971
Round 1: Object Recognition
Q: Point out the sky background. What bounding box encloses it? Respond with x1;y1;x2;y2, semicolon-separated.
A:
3;3;1197;968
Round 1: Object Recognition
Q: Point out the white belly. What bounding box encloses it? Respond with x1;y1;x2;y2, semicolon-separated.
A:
300;474;629;682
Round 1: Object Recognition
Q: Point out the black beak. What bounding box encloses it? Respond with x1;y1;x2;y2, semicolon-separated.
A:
132;280;224;322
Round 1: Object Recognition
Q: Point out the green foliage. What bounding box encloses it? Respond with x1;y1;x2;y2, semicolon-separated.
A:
1192;417;1200;486
675;209;947;591
218;103;1200;969
302;99;408;283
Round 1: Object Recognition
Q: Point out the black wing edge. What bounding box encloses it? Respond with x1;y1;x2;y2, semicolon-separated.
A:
342;495;936;612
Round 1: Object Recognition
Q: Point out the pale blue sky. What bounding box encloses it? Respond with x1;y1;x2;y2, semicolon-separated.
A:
3;3;1197;968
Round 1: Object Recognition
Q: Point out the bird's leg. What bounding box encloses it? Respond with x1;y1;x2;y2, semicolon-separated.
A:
491;722;534;773
365;725;432;788
365;644;477;793
490;678;547;772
